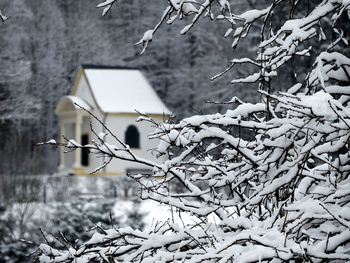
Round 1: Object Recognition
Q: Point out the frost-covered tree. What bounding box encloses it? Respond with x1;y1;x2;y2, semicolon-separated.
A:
37;0;350;262
0;8;9;23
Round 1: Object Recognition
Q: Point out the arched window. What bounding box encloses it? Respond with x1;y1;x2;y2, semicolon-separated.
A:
125;125;140;149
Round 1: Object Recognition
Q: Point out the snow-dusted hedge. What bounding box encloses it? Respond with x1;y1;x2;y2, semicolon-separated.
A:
37;0;350;262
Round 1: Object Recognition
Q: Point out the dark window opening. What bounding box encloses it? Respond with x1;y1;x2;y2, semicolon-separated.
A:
81;134;89;166
125;125;140;149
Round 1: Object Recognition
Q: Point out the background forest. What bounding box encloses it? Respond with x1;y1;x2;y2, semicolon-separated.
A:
0;1;254;261
0;0;255;176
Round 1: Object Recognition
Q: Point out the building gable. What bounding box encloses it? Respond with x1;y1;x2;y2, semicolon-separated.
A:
71;67;100;112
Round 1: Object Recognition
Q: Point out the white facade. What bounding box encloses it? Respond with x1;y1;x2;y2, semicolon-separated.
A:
55;65;171;176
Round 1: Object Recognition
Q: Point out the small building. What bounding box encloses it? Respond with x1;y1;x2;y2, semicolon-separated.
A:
55;65;171;176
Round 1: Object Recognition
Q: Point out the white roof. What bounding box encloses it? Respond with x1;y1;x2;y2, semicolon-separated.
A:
66;96;92;111
83;68;171;115
55;95;92;115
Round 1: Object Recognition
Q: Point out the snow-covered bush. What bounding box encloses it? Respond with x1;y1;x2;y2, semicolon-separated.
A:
45;199;120;245
37;0;350;262
0;197;145;262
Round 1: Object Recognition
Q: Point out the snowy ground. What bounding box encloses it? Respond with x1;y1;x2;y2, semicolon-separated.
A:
0;175;187;262
4;174;221;226
114;199;203;228
2;174;207;235
1;173;223;263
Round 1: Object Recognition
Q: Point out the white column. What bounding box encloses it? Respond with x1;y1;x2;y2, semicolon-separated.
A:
73;113;82;168
59;120;66;170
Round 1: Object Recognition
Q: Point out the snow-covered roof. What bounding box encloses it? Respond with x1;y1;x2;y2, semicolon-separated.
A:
55;95;92;114
81;66;171;115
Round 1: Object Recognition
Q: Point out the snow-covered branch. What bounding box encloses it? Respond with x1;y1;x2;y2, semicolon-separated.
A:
38;76;350;262
36;1;350;262
0;9;9;23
